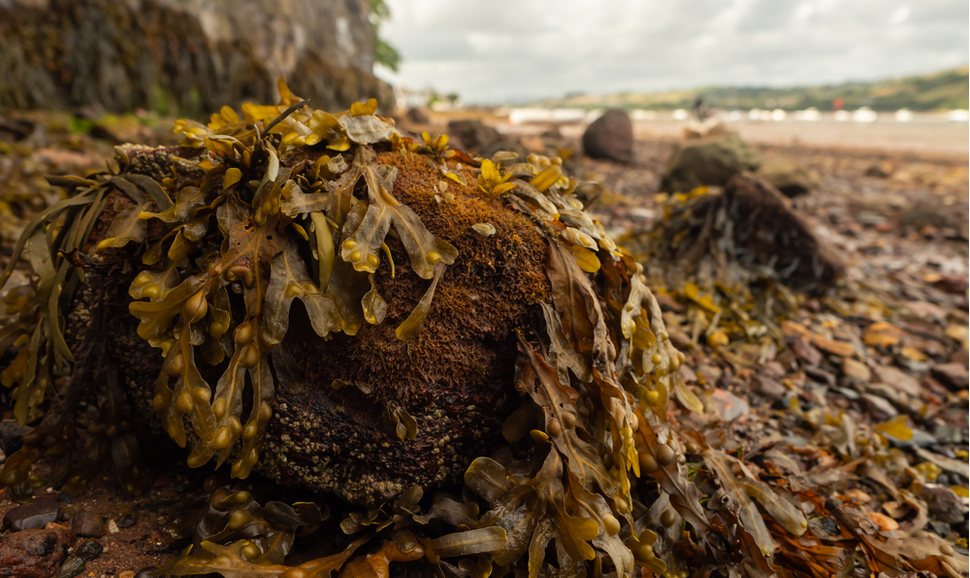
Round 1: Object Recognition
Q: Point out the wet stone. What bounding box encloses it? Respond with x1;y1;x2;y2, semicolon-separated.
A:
2;496;60;531
54;557;85;578
790;336;823;366
871;364;921;397
753;374;786;401
133;567;156;578
0;524;75;578
115;512;137;529
71;510;106;538
75;539;103;561
842;358;872;383
930;363;969;391
861;393;898;421
704;389;750;421
921;486;968;524
804;365;836;387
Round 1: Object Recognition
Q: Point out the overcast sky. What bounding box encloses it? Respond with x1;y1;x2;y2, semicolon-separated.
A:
375;0;969;104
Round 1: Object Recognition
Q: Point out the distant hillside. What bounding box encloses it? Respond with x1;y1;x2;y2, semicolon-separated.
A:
539;67;969;112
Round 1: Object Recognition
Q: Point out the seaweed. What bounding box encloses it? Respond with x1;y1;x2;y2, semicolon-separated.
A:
1;79;937;578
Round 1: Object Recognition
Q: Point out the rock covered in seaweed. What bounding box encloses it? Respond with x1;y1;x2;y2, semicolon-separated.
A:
0;79;700;576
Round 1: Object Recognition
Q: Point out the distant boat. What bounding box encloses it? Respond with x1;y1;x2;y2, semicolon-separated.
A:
748;108;763;121
672;109;689;120
946;110;969;122
852;107;877;123
770;109;787;121
834;110;851;122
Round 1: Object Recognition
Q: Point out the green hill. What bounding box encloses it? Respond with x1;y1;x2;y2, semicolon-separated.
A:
539;67;969;112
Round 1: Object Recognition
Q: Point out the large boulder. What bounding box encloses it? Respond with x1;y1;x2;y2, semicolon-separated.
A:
646;172;843;292
757;159;821;198
582;109;633;163
0;0;392;113
446;119;501;154
661;133;760;193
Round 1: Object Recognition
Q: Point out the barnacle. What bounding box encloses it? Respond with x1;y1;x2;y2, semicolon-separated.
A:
0;79;812;577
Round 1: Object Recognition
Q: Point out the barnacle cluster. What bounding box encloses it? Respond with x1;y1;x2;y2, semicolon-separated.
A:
0;79;711;576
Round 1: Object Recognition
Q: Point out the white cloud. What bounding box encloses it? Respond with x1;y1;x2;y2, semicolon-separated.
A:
891;5;911;24
376;0;969;103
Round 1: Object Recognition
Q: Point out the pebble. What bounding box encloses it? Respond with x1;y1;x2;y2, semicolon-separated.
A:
2;496;60;532
54;557;85;578
790;336;822;366
71;510;106;538
930;363;969;391
921;486;968;524
75;539;103;561
753;374;786;401
861;393;898;421
115;513;137;529
871;364;921;397
811;335;855;357
704;389;750;421
842;358;871;383
0;523;76;578
804;365;836;387
134;567;156;578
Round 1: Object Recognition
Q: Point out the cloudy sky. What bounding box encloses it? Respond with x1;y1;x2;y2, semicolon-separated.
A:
375;0;969;103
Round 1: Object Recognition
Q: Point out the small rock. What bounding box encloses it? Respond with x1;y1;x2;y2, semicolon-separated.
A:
865;161;894;178
697;364;723;386
811;336;855;358
930;363;969;391
582;109;633;163
762;361;786;378
757;158;821;198
669;330;691;350
114;513;137;529
75;539;103;561
804;365;836;387
921;486;968;524
55;492;72;504
71;510;106;538
871;364;921;397
134;568;156;578
446;119;501;154
861;393;898;421
704;389;750;421
842;358;872;382
653;292;685;313
55;557;85;578
790;336;823;366
903;300;947;323
120;572;136;578
405;107;429;125
753;374;786;400
2;496;60;532
0;524;76;578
